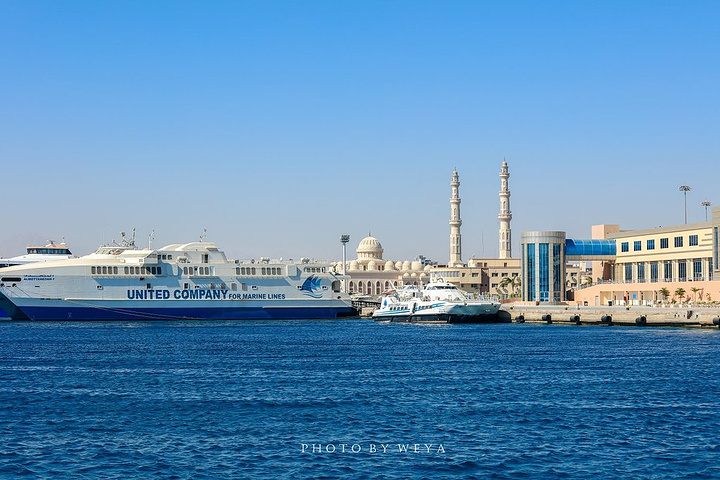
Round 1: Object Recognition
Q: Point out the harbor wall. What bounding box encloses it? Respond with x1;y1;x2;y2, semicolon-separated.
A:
505;304;720;328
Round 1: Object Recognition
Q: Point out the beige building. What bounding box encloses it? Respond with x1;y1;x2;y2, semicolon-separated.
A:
573;208;720;306
332;235;431;295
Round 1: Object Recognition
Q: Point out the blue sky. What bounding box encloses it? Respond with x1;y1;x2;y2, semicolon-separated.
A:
1;1;718;263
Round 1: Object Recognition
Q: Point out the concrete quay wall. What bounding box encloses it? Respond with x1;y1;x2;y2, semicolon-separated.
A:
504;305;720;328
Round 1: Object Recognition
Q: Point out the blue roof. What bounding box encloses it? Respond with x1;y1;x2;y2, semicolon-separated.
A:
565;238;616;257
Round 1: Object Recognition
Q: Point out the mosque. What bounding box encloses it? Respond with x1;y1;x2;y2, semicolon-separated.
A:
334;160;522;298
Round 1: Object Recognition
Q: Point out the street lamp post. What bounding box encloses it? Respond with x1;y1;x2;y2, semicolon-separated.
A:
702;201;712;222
340;235;350;293
679;185;691;224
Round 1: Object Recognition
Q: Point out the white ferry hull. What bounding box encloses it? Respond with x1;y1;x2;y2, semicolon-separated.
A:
0;293;355;321
0;241;357;321
372;301;506;323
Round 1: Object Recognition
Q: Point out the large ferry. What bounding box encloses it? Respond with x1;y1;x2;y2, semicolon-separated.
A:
0;240;74;268
372;280;506;323
0;237;356;321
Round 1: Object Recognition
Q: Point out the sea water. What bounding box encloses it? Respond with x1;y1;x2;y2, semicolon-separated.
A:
1;319;719;479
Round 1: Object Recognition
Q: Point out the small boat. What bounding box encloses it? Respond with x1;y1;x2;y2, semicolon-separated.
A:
0;240;74;268
372;280;506;323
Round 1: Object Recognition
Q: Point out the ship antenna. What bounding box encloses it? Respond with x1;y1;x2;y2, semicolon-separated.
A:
130;228;136;247
200;229;207;242
148;230;155;250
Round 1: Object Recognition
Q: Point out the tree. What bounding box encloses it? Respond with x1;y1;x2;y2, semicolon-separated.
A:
499;277;513;296
510;276;521;297
675;287;686;303
690;287;700;302
659;287;670;302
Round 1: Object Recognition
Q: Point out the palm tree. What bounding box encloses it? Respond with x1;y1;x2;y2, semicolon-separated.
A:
659;287;670;303
690;286;700;303
499;277;513;297
675;287;686;303
510;276;521;297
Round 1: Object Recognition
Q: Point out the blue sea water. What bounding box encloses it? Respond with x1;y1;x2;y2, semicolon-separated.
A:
1;320;719;479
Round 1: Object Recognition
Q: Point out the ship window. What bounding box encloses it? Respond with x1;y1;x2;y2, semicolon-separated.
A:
184;283;189;289
91;266;97;274
241;283;247;291
251;285;258;290
146;283;152;289
210;283;215;289
231;283;237;291
101;266;107;274
113;267;118;274
262;267;266;275
221;283;226;290
252;267;256;275
168;255;172;260
157;267;161;275
124;267;129;274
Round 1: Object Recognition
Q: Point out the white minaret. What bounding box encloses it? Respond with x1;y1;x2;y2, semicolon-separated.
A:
449;169;463;266
498;158;512;259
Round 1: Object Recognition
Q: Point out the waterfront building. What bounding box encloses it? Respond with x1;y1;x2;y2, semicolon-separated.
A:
331;234;431;295
520;231;567;303
522;206;720;306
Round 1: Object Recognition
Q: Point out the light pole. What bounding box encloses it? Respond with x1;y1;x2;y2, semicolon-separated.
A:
679;185;691;224
702;201;712;222
340;235;350;293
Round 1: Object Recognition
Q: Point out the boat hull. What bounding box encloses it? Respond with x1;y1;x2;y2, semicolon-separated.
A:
0;293;356;321
372;301;508;324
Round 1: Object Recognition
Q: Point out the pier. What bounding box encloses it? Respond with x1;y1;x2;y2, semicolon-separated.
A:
506;304;720;328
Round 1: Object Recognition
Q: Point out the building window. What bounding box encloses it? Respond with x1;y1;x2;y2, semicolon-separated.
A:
621;242;629;252
638;263;645;282
647;239;655;250
674;236;683;248
539;243;549;302
664;261;672;281
678;260;687;281
660;238;669;249
693;259;702;281
650;262;658;282
634;241;641;252
553;243;562;302
624;264;632;282
689;235;698;246
526;243;535;302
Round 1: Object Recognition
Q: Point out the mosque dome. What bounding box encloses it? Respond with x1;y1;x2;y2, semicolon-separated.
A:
367;260;377;271
395;261;403;270
384;261;395;271
411;261;422;271
402;260;411;271
357;235;384;260
349;260;359;271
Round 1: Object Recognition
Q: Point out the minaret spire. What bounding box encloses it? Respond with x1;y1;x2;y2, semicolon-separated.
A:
498;158;512;259
449;169;463;266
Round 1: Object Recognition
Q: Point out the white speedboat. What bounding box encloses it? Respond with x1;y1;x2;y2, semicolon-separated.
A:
372;280;505;323
0;238;356;321
0;240;74;267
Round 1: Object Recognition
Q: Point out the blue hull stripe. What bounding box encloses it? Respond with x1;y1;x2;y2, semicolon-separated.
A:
14;306;356;321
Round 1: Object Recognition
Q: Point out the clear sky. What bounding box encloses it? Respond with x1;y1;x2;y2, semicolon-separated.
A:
1;0;718;263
